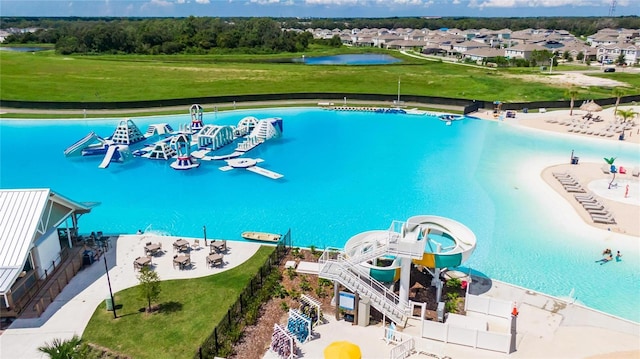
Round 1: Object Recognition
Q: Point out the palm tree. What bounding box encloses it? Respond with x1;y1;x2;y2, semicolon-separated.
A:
612;88;625;117
565;88;579;116
616;108;637;124
38;335;83;359
604;157;617;189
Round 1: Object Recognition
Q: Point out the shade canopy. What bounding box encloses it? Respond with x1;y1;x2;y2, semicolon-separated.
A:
580;100;603;112
324;341;362;359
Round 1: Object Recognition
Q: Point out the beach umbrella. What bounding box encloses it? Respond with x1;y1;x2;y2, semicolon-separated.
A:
580;101;602;112
324;341;362;359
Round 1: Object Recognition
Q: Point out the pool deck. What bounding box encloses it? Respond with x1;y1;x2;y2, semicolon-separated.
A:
0;234;638;358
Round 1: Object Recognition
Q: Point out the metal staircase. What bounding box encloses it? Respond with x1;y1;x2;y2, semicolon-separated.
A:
319;225;429;328
319;251;410;326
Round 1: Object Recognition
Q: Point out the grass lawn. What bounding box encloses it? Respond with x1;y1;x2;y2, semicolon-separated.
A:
2;49;638;105
82;246;274;359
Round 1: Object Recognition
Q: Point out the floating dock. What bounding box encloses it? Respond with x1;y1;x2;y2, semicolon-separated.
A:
246;166;284;179
218;158;282;179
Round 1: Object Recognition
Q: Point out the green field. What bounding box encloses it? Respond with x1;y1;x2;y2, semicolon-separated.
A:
82;246;274;359
1;48;638;104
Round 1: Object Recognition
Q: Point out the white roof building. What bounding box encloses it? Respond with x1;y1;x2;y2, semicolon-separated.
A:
0;189;94;313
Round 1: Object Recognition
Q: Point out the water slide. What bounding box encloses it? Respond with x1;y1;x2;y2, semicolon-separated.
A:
64;131;101;157
98;146;118;169
406;215;476;268
342;216;476;280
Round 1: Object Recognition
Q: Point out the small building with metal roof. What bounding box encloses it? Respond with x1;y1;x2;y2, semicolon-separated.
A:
0;188;95;317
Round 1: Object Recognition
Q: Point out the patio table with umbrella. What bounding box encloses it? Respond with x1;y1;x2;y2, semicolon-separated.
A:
324;341;361;359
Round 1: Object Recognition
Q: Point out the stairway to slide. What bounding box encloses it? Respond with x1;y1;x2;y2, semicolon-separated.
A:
319;247;410;327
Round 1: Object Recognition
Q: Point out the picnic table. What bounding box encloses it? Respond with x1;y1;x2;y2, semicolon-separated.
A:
173;255;191;270
173;239;189;252
145;243;161;256
134;256;151;270
207;253;223;268
210;240;227;253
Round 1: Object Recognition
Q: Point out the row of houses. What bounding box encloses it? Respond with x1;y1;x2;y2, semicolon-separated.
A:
304;27;640;65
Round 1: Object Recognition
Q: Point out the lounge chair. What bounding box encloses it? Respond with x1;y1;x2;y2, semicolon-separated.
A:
588;209;611;217
601;165;610;174
632;167;640;177
592;216;616;225
559;179;579;185
576;198;598;204
582;203;604;209
192;239;200;250
565;186;586;193
591;213;616;222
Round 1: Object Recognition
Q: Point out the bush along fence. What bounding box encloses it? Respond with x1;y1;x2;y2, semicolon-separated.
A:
196;229;291;359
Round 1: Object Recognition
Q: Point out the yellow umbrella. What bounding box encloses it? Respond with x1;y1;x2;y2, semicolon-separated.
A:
324;341;362;359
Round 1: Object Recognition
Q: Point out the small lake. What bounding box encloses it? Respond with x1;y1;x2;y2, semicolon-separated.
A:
295;54;401;65
0;46;50;52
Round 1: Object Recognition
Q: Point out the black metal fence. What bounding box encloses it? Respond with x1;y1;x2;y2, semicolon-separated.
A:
196;230;291;359
2;92;638;113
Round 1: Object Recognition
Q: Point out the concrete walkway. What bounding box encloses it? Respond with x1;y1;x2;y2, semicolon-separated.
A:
269;277;639;359
0;235;261;359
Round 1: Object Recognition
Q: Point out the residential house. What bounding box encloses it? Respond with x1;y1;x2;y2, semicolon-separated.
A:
597;43;638;65
504;43;549;60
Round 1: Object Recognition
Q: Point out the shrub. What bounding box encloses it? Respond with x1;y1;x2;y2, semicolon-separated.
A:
300;276;312;292
280;301;289;312
446;278;462;290
445;292;461;313
286;267;297;280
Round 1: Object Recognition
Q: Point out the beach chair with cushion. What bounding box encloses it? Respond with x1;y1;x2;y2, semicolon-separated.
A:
559;179;579;185
588;209;611;217
591;213;616;224
565;186;586;193
575;193;595;200
632;167;640;177
601;165;610;174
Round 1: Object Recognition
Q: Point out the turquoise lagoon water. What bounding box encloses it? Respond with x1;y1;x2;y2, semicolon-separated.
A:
1;108;639;322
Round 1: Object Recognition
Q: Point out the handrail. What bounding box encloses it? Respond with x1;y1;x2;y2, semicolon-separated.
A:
319;247;411;321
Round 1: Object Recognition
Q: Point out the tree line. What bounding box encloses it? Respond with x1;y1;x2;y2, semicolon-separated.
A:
2;17;325;55
2;16;639;55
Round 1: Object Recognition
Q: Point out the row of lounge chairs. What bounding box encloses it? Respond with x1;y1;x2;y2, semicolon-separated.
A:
574;194;617;225
552;172;586;193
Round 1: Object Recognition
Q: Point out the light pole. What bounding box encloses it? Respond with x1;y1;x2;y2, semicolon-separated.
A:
549;55;556;74
104;256;117;319
203;225;207;246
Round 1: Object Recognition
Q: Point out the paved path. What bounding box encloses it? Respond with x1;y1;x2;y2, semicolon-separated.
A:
0;235;262;359
0;99;464;117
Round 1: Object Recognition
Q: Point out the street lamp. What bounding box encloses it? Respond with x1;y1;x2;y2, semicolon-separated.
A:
549;55;557;74
203;225;207;246
104;256;117;319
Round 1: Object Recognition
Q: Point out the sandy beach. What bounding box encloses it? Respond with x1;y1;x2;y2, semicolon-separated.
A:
474;104;640;145
473;105;640;237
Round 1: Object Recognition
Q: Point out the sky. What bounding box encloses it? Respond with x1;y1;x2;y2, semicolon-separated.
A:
0;0;638;18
